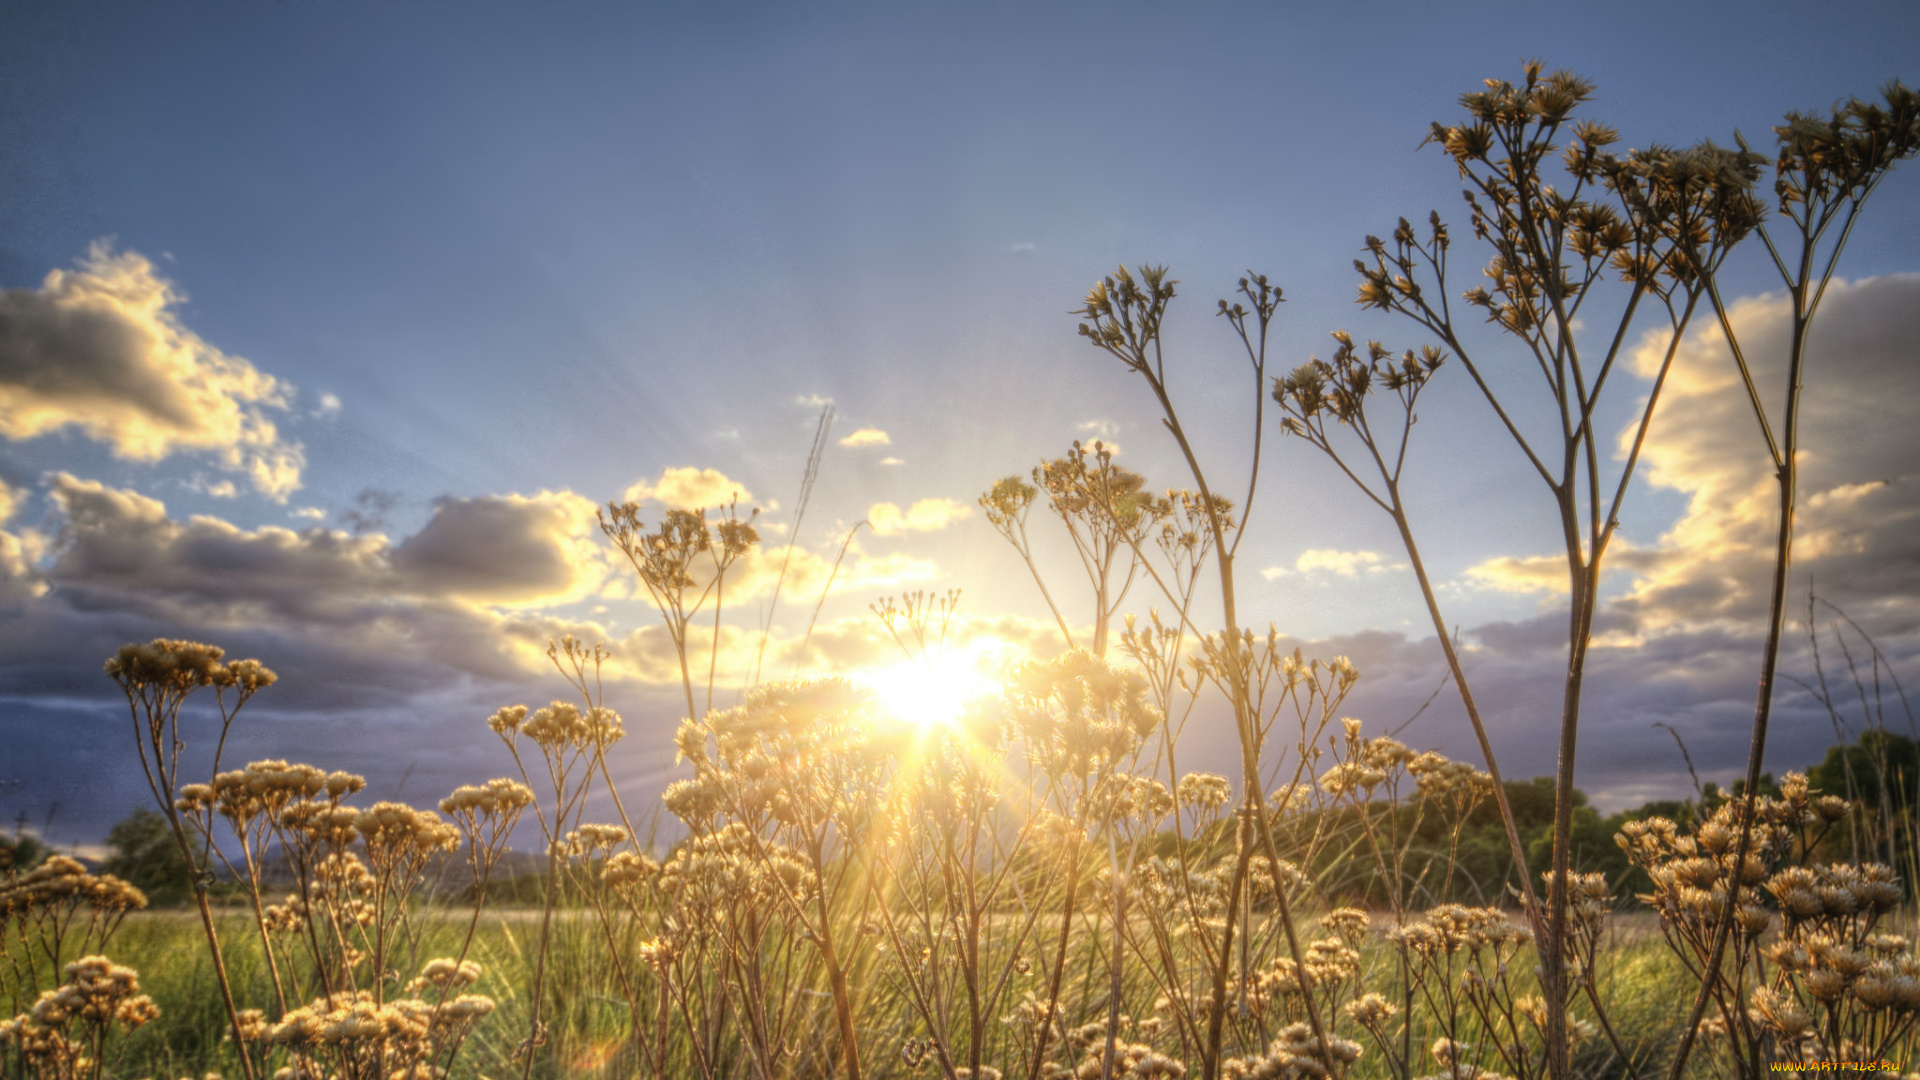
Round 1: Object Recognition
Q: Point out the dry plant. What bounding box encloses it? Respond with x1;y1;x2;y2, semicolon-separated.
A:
1664;82;1920;1080
1619;773;1918;1075
1;858;155;1080
91;638;531;1080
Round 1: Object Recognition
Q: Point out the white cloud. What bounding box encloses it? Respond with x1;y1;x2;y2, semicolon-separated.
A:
1466;553;1567;595
290;506;326;521
879;457;905;467
1266;549;1407;581
622;466;753;510
796;393;834;408
868;498;974;537
1295;549;1397;577
0;479;45;607
313;392;342;419
838;428;891;448
0;243;305;499
186;476;240;499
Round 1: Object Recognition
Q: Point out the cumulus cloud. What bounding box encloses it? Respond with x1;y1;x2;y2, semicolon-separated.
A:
185;476;240;499
1465;543;1661;597
879;457;905;466
41;473;604;619
11;473;948;680
0;478;46;607
867;498;973;537
313;392;342;419
1466;554;1566;594
392;491;605;607
1266;549;1403;579
622;466;753;510
0;244;305;499
838;428;891;448
1458;276;1920;636
1606;275;1920;635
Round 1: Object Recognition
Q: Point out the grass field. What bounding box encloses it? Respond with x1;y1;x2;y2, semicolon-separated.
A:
50;905;1720;1080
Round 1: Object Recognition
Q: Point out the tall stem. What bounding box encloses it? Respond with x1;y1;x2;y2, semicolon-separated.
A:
1386;483;1544;932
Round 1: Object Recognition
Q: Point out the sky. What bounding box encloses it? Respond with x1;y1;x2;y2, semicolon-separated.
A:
1;0;1917;849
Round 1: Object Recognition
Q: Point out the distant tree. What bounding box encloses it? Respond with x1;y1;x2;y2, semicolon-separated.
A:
1809;730;1919;813
100;807;192;906
0;832;45;872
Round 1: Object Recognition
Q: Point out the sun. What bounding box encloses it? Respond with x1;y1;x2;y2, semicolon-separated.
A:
857;650;996;731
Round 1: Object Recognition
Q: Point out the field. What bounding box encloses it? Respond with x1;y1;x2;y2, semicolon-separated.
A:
13;902;1727;1080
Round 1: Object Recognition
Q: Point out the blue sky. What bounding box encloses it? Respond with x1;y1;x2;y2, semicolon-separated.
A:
2;0;1917;846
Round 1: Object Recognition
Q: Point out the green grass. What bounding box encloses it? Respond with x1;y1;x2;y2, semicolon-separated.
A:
45;905;1712;1080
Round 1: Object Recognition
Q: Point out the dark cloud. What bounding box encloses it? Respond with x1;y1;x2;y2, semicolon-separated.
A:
338;488;400;536
392;491;604;606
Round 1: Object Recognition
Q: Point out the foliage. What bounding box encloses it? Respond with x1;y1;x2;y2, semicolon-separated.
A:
100;812;191;910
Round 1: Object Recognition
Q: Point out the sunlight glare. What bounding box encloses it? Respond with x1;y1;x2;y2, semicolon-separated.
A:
858;650;996;730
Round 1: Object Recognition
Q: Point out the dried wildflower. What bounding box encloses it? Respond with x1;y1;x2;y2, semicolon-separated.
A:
439;777;534;818
406;958;483;994
1344;992;1400;1028
1175;772;1232;815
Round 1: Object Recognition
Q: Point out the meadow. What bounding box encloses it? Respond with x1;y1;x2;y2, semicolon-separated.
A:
5;64;1920;1080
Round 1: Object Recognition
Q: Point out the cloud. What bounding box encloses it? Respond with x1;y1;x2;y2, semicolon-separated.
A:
392;490;606;607
1606;275;1920;635
838;428;891;448
867;498;973;537
42;473;604;618
1078;419;1121;440
0;244;305;499
313;392;341;419
1466;553;1566;594
1455;276;1920;637
1266;549;1408;580
1007;242;1038;253
879;457;905;467
290;507;326;521
186;476;240;499
796;393;833;408
338;488;400;535
0;478;46;607
43;473;396;623
622;466;753;510
1279;549;1403;579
